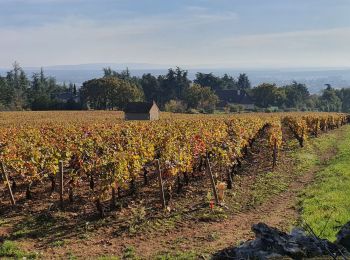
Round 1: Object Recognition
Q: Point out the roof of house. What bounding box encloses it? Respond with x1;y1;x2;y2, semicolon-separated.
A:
215;89;253;105
124;102;156;113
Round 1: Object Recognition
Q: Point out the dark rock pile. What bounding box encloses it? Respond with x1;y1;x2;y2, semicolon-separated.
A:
213;222;350;259
337;221;350;252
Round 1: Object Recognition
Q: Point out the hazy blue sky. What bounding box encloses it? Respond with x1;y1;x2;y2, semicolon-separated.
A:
1;0;350;68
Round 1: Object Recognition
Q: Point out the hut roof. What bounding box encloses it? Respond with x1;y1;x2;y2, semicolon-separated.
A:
124;102;154;113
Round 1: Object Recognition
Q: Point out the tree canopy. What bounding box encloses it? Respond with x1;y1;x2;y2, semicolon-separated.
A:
1;62;350;113
0;62;76;110
80;77;143;110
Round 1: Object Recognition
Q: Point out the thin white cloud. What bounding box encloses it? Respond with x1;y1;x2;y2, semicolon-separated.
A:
219;27;350;47
184;5;238;23
0;13;349;68
0;0;83;3
186;6;209;12
193;12;238;22
214;27;350;67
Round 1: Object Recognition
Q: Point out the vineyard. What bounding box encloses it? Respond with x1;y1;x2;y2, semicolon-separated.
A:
0;111;348;219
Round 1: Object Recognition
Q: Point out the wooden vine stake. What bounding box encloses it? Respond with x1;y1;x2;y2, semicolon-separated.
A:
155;159;166;209
111;187;116;210
205;157;219;205
0;162;16;205
59;160;64;209
272;139;278;168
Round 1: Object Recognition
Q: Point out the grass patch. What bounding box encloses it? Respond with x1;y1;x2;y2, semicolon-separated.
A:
121;246;140;260
10;213;66;240
300;125;350;241
66;252;78;260
155;250;198;260
291;127;343;174
118;212;182;236
0;240;37;259
98;256;119;260
249;171;289;206
293;149;319;172
0;218;10;227
231;129;343;211
194;207;228;222
51;239;65;247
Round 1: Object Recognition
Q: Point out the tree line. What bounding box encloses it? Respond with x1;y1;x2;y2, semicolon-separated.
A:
0;62;79;110
251;82;346;112
0;62;349;113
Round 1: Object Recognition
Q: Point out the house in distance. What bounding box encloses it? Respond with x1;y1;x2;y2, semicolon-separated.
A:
216;89;255;110
124;101;160;121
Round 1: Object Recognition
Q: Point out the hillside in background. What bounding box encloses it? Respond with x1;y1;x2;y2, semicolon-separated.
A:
1;64;350;94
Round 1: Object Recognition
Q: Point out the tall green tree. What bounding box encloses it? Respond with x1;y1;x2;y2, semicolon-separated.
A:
103;67;140;86
194;73;222;91
252;83;284;107
237;73;251;90
339;88;350;112
28;68;67;110
194;73;238;91
319;85;342;112
221;74;238;90
140;73;162;103
4;62;30;109
159;67;190;105
183;83;218;112
80;77;143;110
283;81;310;109
0;77;13;108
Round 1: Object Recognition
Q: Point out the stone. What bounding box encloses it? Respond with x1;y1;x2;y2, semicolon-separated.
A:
213;222;348;260
336;221;350;251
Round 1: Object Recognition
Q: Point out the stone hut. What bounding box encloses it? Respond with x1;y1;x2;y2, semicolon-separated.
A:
124;101;160;121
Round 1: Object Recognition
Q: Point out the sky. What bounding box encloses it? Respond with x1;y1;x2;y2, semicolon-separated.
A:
1;0;350;68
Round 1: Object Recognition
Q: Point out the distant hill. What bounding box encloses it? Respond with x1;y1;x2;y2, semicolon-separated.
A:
1;63;350;94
